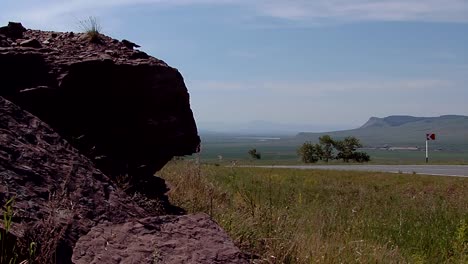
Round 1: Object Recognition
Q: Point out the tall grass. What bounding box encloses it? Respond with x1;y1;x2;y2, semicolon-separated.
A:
1;197;18;264
78;16;102;43
159;160;468;263
1;198;38;264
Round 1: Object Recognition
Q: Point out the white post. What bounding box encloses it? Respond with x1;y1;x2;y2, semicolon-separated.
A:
425;140;428;163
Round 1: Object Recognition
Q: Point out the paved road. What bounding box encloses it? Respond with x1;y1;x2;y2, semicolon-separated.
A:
250;165;468;177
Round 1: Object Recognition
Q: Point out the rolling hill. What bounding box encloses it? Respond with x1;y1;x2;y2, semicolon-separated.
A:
296;115;468;151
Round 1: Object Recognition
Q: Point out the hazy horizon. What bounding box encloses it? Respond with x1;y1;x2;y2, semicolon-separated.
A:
197;114;468;135
197;120;352;134
2;1;467;128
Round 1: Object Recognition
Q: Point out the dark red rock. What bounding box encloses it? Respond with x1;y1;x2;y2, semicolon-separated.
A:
129;50;149;59
0;97;246;263
0;23;200;199
0;35;8;47
73;214;248;264
0;22;26;39
19;38;42;48
0;96;147;263
121;39;140;49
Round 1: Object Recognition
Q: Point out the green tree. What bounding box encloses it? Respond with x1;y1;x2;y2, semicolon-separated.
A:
352;152;371;162
334;136;363;162
319;135;335;162
248;148;261;160
297;142;323;163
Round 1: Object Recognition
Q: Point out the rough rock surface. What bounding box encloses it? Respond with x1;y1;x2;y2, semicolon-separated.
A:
0;97;247;263
73;214;247;264
0;22;200;198
0;96;147;263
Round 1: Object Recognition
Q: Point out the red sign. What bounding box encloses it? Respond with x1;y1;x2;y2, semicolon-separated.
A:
426;133;436;140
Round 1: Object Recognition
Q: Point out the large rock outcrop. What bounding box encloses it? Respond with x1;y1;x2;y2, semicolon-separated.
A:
0;97;246;263
0;22;200;195
0;22;247;263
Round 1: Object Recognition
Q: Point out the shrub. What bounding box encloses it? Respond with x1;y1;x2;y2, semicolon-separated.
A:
248;148;261;160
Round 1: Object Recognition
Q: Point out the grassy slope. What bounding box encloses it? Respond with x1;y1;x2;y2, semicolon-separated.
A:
160;161;468;263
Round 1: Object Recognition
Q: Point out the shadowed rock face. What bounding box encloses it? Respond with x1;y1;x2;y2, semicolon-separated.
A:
0;96;247;263
0;23;200;191
0;96;148;263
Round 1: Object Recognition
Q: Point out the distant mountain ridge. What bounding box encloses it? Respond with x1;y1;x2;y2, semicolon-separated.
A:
360;115;468;129
199;120;346;135
297;115;468;150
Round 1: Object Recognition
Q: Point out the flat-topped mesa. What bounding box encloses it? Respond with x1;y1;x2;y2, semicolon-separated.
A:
0;22;200;190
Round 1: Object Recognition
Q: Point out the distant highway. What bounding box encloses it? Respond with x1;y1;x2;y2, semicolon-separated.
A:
249;165;468;177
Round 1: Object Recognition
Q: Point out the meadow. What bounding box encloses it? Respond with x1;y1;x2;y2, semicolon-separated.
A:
198;133;468;165
159;160;468;263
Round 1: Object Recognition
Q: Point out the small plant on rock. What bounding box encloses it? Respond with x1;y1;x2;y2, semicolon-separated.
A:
0;198;36;264
79;16;102;43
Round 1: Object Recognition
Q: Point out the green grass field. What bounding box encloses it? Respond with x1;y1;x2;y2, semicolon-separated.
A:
198;143;468;165
197;133;468;165
159;161;468;263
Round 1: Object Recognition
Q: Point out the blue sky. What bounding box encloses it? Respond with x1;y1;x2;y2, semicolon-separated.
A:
1;0;468;131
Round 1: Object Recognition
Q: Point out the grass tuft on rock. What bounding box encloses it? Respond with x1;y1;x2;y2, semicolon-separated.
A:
79;16;102;43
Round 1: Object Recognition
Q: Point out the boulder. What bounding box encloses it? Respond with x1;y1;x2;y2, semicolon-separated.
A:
0;96;147;263
0;21;26;39
0;97;246;263
73;214;247;264
0;23;200;198
121;39;140;49
19;38;42;48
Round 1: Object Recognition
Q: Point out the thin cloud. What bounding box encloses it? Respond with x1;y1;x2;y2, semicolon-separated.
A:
188;80;252;92
6;0;468;25
189;79;455;95
7;0;234;26
256;0;468;22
